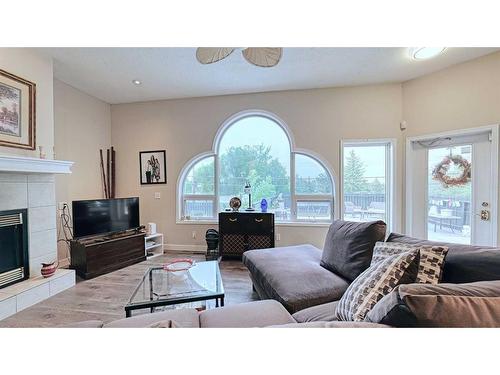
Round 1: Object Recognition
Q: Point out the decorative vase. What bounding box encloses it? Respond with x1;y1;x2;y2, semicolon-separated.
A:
261;199;268;212
41;261;58;278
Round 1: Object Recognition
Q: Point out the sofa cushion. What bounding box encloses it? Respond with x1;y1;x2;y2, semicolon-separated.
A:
292;301;339;323
371;241;448;284
147;320;182;328
365;280;500;327
336;249;420;321
199;300;295;328
387;233;500;283
243;245;349;313
104;309;200;328
321;220;387;282
270;321;391;328
60;320;105;328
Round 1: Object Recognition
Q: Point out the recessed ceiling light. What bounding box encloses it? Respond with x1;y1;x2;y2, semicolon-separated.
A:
410;47;446;60
132;79;142;85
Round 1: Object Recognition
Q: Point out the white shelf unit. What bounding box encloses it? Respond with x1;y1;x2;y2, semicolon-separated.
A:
145;233;164;259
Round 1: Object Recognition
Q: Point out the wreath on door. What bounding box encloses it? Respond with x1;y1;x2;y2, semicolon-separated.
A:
432;154;471;188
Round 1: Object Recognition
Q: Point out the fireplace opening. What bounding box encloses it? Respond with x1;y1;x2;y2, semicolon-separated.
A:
0;209;29;288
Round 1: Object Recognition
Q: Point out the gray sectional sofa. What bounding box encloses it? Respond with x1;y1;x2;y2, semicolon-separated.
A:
68;220;500;328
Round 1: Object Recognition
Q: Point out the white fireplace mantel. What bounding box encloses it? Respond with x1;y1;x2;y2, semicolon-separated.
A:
0;155;74;174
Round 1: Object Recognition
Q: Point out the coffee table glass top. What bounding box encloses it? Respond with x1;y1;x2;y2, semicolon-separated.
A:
127;260;224;308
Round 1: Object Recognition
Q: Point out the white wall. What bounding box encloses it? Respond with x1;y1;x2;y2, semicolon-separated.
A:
111;84;403;249
53;79;111;260
0;48;54;158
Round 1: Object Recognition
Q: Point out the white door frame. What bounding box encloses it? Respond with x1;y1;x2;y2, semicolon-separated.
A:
405;124;499;245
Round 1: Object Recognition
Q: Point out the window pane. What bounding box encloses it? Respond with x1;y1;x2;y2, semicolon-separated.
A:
297;201;332;221
184;200;214;219
295;154;332;194
183;157;214;195
343;144;388;223
218;116;291;215
427;145;472;244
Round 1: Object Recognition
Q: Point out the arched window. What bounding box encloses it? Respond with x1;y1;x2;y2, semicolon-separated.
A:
178;111;335;223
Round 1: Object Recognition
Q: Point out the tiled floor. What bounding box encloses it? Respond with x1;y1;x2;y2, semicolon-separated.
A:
0;253;257;327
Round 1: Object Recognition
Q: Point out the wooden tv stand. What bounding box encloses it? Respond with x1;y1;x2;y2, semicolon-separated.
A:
70;231;146;279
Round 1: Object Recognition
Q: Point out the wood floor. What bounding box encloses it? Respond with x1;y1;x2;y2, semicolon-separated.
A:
0;253;258;327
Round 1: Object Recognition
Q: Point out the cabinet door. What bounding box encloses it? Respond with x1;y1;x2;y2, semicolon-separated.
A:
247;234;273;250
220;234;246;256
246;214;273;234
219;213;246;234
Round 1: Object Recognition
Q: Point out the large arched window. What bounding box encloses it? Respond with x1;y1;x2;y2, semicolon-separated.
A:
178;111;335;223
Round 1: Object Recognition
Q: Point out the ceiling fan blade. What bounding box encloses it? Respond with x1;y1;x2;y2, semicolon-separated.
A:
242;48;282;67
196;48;235;64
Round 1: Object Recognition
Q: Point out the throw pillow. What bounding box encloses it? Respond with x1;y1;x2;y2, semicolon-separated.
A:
371;241;449;284
321;220;387;282
365;280;500;327
335;249;419;321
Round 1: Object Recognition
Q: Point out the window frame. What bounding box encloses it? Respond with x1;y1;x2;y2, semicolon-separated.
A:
177;110;337;225
340;138;396;231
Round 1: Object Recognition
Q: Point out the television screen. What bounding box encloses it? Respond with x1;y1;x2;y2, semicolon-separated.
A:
72;198;140;239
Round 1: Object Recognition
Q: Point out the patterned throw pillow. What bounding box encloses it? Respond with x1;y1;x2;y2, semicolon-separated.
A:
371;242;449;284
336;249;420;322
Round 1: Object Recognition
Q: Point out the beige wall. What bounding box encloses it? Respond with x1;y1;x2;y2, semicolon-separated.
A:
402;51;500;135
401;51;500;236
54;79;111;260
0;48;54;158
111;84;403;249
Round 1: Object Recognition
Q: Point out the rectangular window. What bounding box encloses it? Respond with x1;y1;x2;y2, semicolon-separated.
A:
341;140;395;230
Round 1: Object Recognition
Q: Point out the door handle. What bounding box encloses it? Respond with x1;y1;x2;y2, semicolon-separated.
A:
480;210;490;221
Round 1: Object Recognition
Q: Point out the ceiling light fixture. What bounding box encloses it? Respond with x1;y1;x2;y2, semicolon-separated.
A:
132;79;142;85
410;47;446;60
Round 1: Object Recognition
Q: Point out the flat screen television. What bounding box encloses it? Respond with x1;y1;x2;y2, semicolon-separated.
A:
72;197;140;239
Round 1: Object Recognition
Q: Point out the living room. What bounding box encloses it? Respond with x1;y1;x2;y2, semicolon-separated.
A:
2;1;499;373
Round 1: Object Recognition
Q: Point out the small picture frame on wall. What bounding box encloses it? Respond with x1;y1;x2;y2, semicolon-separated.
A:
139;150;167;185
0;69;36;150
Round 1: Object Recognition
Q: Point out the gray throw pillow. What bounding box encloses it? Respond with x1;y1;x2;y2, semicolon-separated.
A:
365;280;500;327
336;249;420;321
321;220;386;281
371;241;449;284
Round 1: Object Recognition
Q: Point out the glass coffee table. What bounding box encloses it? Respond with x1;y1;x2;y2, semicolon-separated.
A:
125;260;224;317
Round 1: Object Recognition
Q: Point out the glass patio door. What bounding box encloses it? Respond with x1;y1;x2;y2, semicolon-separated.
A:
427;145;472;244
407;128;497;246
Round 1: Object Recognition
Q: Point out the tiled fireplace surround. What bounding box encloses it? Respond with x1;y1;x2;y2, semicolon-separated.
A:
0;156;75;320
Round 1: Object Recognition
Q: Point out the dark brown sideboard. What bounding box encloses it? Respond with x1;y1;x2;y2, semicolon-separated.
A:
70;232;146;279
219;212;275;258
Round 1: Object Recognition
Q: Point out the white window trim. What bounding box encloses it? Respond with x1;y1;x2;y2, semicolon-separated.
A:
177;110;338;225
340;138;397;232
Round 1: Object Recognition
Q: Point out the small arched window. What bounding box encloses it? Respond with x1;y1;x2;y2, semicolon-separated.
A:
178;111;335;223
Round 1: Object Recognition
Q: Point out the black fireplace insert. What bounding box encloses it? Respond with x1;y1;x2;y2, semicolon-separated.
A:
0;209;29;289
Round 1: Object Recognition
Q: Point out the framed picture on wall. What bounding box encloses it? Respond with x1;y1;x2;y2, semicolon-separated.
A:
0;69;36;150
139;150;167;185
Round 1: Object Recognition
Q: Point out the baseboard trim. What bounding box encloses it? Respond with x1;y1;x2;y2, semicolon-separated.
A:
164;244;206;253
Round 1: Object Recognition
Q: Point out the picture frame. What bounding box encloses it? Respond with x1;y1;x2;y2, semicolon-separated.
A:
0;69;36;150
139;150;167;185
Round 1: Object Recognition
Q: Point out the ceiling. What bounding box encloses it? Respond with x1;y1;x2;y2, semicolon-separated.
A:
42;47;499;104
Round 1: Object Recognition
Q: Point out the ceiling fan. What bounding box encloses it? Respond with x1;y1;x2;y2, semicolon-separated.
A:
196;47;282;67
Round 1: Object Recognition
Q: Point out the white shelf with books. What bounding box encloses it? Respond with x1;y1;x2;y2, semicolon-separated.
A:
145;233;164;259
